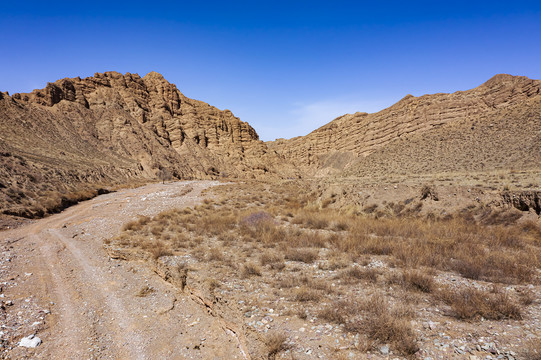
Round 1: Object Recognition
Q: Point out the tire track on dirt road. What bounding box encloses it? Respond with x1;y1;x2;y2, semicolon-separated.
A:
2;181;252;359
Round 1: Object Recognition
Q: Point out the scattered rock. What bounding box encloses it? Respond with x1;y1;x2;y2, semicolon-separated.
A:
18;335;41;348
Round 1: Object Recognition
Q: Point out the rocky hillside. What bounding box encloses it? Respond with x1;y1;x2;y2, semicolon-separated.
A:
0;71;296;217
269;74;541;177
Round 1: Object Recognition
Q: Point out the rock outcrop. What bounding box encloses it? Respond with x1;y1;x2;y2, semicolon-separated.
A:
502;191;541;215
0;71;297;216
269;74;541;176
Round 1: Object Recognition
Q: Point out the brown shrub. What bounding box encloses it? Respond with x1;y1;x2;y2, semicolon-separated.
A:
150;242;173;259
291;210;333;229
265;332;290;359
171;233;190;249
150;224;165;236
240;214;286;244
242;263;262;277
198;212;238;235
290;231;328;248
341;266;380;283
285;248;318;263
294;286;321;302
332;220;350;231
347;293;418;356
260;251;284;266
318;300;356;324
437;286;522;320
206;247;224;262
122;215;151;232
275;276;299;289
402;270;435;293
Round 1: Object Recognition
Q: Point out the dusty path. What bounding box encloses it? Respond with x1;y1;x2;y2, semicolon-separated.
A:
0;181;249;359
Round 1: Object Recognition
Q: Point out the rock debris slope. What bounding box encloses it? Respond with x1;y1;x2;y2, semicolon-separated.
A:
268;74;541;176
0;71;296;217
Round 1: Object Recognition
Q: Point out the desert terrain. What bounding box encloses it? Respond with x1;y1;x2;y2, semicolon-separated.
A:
1;72;540;359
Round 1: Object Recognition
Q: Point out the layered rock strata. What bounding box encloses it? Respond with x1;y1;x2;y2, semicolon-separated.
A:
269;74;541;176
0;71;296;216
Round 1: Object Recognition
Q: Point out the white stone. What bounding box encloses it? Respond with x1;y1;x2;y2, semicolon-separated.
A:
19;335;42;348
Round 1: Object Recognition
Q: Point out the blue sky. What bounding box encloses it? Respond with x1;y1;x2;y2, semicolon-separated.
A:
1;1;540;141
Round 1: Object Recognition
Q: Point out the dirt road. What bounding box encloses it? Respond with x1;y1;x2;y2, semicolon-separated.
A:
0;181;250;359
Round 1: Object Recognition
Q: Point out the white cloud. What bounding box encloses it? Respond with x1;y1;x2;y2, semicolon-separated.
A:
258;97;392;141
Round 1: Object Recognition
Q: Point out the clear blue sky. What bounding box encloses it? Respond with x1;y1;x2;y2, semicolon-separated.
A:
1;1;540;141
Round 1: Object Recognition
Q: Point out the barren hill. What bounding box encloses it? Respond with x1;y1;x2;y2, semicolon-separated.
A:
268;74;541;177
0;71;295;217
2;73;541;360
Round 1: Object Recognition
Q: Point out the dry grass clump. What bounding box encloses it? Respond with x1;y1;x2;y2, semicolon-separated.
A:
207;247;224;261
7;186;111;218
437;286;522;320
318;295;417;356
292;211;329;229
274;275;308;289
336;217;540;284
284;248;318;263
336;293;419;356
242;262;262;277
265;332;290;359
340;266;380;283
259;251;285;268
401;270;435;293
239;211;286;244
105;179;539;359
121;215;151;232
359;294;418;356
149;241;173;259
318;300;354;324
294;286;322;302
197;212;238;236
291;231;328;248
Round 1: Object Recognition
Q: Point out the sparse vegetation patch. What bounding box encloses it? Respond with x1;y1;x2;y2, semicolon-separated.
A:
105;179;541;359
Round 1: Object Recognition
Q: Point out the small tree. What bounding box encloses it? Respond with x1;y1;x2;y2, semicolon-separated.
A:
157;169;172;184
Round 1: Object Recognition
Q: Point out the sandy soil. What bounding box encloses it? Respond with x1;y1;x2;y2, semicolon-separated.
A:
0;181;250;360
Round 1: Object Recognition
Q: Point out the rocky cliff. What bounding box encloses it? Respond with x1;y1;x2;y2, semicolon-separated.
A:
268;74;541;176
0;71;296;217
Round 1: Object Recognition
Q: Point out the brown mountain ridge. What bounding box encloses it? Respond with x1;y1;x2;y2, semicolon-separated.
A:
1;72;540;219
268;74;541;177
0;71;296;217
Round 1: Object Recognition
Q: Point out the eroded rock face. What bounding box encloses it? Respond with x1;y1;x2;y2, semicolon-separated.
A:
0;71;297;216
502;191;541;215
269;74;541;175
3;71;295;180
